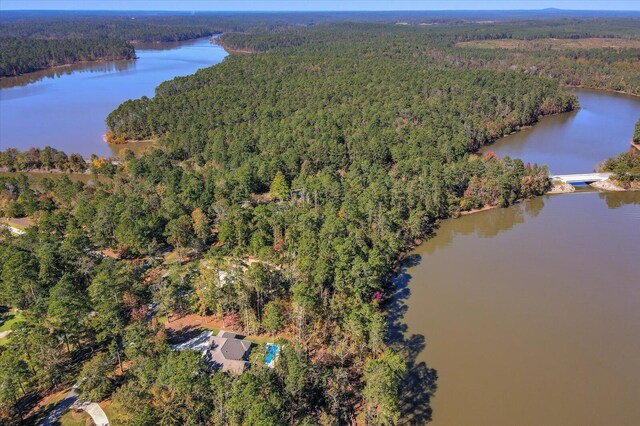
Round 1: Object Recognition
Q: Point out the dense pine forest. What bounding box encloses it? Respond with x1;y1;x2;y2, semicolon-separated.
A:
219;21;640;94
2;10;640;82
0;37;135;77
1;13;639;426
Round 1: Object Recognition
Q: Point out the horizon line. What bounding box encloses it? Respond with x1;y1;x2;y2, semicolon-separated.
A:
4;8;640;12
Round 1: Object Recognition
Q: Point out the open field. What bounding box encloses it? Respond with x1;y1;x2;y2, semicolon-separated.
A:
456;37;640;50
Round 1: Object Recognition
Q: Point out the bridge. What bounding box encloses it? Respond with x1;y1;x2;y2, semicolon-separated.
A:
551;172;612;185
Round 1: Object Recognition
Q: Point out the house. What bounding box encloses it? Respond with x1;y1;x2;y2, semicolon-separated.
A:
208;331;252;375
173;329;252;376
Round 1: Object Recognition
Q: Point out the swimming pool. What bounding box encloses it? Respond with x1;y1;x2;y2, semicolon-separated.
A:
265;344;280;367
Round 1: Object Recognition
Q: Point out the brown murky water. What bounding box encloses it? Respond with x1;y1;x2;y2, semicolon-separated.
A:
401;91;640;425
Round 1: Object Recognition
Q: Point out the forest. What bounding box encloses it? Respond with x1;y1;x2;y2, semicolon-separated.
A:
2;10;639;81
219;21;640;95
0;147;87;174
601;118;640;187
1;16;639;426
0;37;135;77
602;149;640;186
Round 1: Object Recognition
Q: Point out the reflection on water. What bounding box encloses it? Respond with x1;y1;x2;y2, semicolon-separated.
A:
0;60;136;90
132;38;220;51
0;37;227;157
402;190;640;425
481;89;640;174
420;198;546;256
599;190;640;210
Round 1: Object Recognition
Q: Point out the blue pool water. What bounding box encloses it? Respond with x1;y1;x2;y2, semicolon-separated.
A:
265;344;279;365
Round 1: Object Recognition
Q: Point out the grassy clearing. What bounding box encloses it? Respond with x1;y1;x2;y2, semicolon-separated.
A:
59;409;91;426
456;38;640;50
0;309;24;333
100;401;115;421
244;335;273;346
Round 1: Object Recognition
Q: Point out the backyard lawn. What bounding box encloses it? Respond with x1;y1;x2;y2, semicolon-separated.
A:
59;409;91;426
0;309;25;345
0;309;24;333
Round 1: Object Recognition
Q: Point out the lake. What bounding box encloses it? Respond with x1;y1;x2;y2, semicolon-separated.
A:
0;37;228;157
399;90;640;425
481;89;640;174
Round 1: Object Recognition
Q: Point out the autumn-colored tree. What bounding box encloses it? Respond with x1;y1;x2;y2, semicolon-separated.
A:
191;207;210;240
269;171;290;201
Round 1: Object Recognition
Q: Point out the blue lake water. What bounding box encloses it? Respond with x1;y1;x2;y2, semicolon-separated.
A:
481;89;640;174
0;38;228;157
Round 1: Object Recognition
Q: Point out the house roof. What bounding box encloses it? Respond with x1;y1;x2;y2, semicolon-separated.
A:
220;338;251;361
208;331;252;375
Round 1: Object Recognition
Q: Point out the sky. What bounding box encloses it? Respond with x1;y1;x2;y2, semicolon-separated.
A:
2;1;640;11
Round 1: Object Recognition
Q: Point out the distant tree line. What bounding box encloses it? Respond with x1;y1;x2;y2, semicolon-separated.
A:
220;21;640;95
0;37;135;77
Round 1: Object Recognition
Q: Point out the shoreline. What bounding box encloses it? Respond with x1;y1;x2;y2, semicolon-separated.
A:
212;36;258;54
450;179;636;220
476;106;577;152
567;85;640;98
0;57;137;80
1;34;223;81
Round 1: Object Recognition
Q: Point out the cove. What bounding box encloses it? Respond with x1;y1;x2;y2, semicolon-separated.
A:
0;37;228;157
480;89;640;174
398;90;640;425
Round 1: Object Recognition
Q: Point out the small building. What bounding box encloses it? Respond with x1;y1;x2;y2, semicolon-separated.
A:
0;217;34;235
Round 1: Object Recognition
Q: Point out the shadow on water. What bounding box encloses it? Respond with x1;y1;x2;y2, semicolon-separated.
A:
385;197;551;424
388;254;438;425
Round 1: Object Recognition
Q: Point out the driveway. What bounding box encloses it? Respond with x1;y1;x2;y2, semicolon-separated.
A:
39;389;78;426
39;387;109;426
